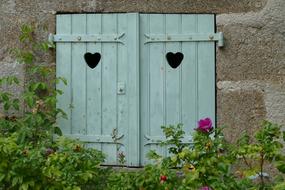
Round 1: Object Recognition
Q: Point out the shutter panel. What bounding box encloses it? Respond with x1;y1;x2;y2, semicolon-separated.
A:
56;13;140;166
56;13;215;166
139;14;215;165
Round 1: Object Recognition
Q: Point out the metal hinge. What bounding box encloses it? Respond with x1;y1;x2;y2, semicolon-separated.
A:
144;32;224;47
64;134;125;144
144;135;193;146
49;32;224;47
48;33;125;44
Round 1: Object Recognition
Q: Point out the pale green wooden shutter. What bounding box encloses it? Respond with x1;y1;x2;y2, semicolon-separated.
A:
139;14;215;164
56;13;217;166
56;13;140;166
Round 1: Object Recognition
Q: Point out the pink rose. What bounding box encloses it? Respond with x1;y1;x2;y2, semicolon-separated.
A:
200;186;212;190
196;118;213;133
45;148;54;156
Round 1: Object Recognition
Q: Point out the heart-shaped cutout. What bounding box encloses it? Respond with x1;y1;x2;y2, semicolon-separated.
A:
166;52;184;69
84;52;101;69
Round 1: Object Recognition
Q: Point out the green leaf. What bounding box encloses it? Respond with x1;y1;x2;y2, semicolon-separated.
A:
17;131;26;144
21;51;34;64
147;150;161;160
20;183;29;190
19;24;33;43
1;93;10;101
276;161;285;173
4;102;10;111
38;42;50;51
56;108;67;119
38;82;47;90
13;103;20;110
56;89;63;95
12;177;19;187
217;162;228;173
12;99;20;110
54;126;63;136
57;77;67;85
13;77;20;84
31;83;40;91
25;95;34;108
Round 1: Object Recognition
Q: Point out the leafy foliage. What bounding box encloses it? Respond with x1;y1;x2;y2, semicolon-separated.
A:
108;120;285;190
1;23;285;190
232;120;285;189
0;135;105;190
0;24;105;190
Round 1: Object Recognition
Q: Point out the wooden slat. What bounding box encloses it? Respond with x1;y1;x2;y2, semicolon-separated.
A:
71;14;87;135
148;14;165;160
126;13;140;166
85;14;102;151
117;14;128;165
56;14;72;134
165;14;181;126
181;14;198;132
197;15;216;126
101;14;118;164
165;14;181;158
139;14;150;165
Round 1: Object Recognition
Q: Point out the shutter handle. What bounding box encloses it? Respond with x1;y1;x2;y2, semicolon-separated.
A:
117;82;126;95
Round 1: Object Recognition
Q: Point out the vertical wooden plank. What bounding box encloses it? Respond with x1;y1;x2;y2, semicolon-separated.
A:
165;14;181;126
181;14;198;132
127;13;140;166
197;15;215;126
117;14;128;165
165;14;181;158
71;14;87;135
139;14;150;165
101;14;118;164
56;14;72;134
86;14;102;151
149;14;165;159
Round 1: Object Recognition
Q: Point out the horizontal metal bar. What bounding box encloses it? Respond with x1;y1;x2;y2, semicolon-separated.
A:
49;33;125;44
144;135;192;146
49;32;224;47
64;134;124;144
144;32;224;47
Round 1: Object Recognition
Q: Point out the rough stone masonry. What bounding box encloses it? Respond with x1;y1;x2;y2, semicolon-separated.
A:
0;0;284;142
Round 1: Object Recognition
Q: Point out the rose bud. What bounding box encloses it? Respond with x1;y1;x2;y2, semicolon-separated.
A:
45;148;54;156
160;175;167;182
74;144;81;152
196;118;213;133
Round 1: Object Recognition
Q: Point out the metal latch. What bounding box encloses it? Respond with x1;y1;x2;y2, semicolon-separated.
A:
117;82;126;95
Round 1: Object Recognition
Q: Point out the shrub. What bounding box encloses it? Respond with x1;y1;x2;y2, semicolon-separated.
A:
0;24;105;190
0;135;105;190
107;164;182;190
1;23;285;190
107;119;285;190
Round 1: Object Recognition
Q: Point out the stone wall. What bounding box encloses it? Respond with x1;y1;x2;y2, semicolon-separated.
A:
216;0;285;141
0;0;284;141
